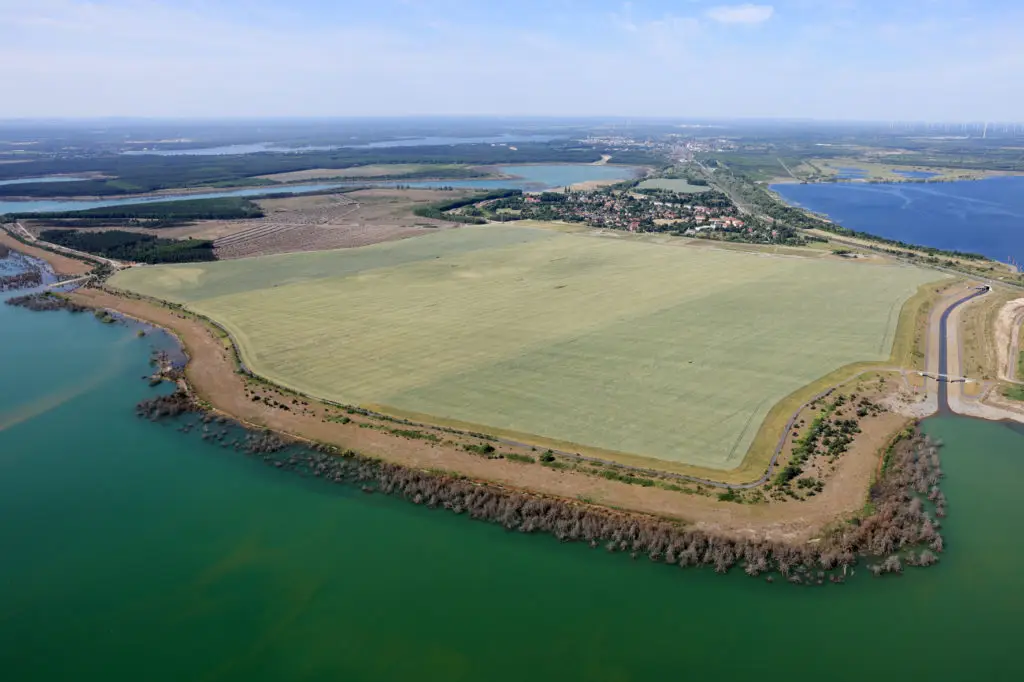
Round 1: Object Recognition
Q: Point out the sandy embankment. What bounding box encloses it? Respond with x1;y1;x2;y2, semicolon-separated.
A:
0;229;93;276
48;281;903;542
947;296;1024;424
994;298;1024;382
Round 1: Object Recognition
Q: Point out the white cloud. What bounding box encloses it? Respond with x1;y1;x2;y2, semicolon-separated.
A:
0;0;1021;120
705;4;774;25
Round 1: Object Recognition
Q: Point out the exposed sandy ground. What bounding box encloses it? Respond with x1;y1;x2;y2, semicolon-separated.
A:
64;285;907;541
25;188;469;260
947;295;1024;424
210;189;462;258
0;229;92;276
994;298;1024;381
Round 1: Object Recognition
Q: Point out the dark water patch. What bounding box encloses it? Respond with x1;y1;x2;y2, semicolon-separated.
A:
0;265;41;291
5;291;88;312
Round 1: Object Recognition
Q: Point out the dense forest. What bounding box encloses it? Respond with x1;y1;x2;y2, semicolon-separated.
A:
413;189;522;224
41;230;217;264
13;197;264;227
0;143;657;196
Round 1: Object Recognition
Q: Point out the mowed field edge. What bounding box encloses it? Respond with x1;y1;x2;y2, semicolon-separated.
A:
111;225;940;471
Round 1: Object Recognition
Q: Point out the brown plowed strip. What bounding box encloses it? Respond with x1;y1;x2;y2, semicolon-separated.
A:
68;286;904;542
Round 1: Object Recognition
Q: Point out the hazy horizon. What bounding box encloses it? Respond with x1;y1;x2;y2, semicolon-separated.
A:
1;0;1021;120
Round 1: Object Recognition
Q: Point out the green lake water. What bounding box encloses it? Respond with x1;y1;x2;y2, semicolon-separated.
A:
1;285;1023;680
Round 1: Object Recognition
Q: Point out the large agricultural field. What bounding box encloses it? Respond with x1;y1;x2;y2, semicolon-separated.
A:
636;178;712;193
110;225;939;472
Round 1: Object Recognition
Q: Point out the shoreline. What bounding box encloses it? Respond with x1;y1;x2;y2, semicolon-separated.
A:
7;228;974;550
60;283;914;543
0;163;649;204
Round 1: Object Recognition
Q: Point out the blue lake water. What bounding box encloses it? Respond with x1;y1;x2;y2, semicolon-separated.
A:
771;176;1024;263
0;165;638;214
122;143;337;156
833;167;867;179
893;170;939;179
352;134;560;148
122;135;562;156
0;183;349;215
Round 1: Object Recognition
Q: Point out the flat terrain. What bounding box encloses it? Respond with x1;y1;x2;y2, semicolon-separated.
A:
111;224;938;471
27;188;467;259
636;178;711;193
783;157;1003;183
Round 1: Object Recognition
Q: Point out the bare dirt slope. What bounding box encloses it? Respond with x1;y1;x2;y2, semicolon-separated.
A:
995;298;1024;381
21;188;471;260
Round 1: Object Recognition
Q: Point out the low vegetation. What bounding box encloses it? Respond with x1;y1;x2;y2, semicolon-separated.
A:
139;390;949;584
0;268;43;291
5;291;90;312
1003;384;1024;402
111;224;937;472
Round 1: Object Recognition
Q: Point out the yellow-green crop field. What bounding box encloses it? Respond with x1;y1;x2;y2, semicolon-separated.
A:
111;225;939;471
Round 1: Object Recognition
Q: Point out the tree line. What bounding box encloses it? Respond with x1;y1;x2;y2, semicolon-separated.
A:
0;143;649;196
41;230;217;264
12;197;264;225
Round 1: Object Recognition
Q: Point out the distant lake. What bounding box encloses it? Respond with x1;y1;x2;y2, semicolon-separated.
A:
122;143;336;156
0;176;91;186
350;134;561;149
893;170;939;179
833;167;867;179
0;183;348;214
771;176;1024;263
0;164;639;215
122;135;563;156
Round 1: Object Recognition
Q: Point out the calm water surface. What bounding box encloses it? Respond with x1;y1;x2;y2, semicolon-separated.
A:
772;176;1024;263
0;177;91;186
0;266;1022;681
892;170;939;179
122;135;562;155
0;165;638;215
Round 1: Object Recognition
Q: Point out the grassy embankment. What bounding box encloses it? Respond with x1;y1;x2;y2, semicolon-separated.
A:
738;276;953;482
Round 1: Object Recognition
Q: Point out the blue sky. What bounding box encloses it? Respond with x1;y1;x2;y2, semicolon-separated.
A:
0;0;1021;120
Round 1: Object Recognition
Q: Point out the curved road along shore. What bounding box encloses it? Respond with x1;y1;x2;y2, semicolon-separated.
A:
936;286;991;413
